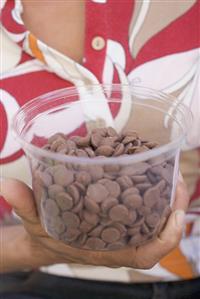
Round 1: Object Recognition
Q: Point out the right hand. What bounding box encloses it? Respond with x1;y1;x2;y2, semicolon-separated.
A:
0;177;189;272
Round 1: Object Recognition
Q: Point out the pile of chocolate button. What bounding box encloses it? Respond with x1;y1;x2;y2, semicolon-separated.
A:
32;127;174;250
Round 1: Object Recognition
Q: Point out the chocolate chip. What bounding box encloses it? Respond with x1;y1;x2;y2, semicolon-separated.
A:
84;196;100;213
41;198;59;217
88;165;104;181
84;237;105;250
53;166;74;187
121;187;139;199
117;176;133;190
83;210;99;226
123;194;143;209
87;183;109;203
48;184;65;199
101;227;121;243
88;225;104;237
61;228;81;242
100;179;121;198
62;211;80;228
120;162;150;176
91;133;103;148
109;204;129;222
107;241;125;250
47;215;66;235
132;175;148;184
107;127;118;137
37;171;53;187
80;220;94;233
76;171;92;186
113;143;125;156
129;234;143;246
101;197;118;214
67;184;80;204
72;199;83;214
145;212;160;228
95;145;114;157
143;185;160;208
85;147;95;157
55;192;74;211
48;133;66;144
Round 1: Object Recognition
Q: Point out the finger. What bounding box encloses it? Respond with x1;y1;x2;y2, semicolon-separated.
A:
0;178;39;224
135;209;185;269
172;176;190;212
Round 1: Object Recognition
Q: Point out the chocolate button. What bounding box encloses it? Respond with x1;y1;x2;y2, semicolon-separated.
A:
85;237;106;250
100;179;121;198
80;220;94;233
74;182;86;194
87;183;109;203
132;175;148;183
37;171;53;187
121;187;139;199
123;194;143;209
107;241;125;250
100;137;118;147
76;171;91;186
48;184;65;199
61;228;80;242
129;234;143;246
67;184;80;204
136;183;152;193
116;176;133;190
101;197;118;214
113;143;125;156
72;198;83;213
127;226;140;236
75;134;90;147
112;223;127;236
144;186;160;208
47;216;66;235
101;227;121;243
141;222;150;234
107;127;118;137
83;210;99;226
91;133;103;148
53;166;74;187
120;162;150;176
85;147;95;157
109;204;129;222
55;192;74;211
48;133;66;144
88;165;104;181
124;210;137;226
145;212;160;228
95;145;114;157
62;211;80;228
88;225;104;237
84;196;100;213
42;199;59;217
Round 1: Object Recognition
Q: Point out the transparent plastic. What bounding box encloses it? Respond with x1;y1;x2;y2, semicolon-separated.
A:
13;84;192;251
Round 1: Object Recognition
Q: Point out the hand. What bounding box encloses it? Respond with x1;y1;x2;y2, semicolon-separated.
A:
0;176;189;272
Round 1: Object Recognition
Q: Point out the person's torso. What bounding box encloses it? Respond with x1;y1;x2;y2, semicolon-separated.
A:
1;0;200;282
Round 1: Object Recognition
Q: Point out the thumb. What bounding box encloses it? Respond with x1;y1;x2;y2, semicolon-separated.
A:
0;178;38;224
136;209;185;268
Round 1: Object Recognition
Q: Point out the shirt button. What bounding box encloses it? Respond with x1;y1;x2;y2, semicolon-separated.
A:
91;36;105;51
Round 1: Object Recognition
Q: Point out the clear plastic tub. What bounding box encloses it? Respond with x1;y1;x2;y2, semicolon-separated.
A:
13;84;192;251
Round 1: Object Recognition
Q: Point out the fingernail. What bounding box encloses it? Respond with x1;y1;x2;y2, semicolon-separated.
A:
175;210;185;228
178;172;184;183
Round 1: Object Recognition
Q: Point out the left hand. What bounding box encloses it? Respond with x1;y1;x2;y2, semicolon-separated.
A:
0;176;189;272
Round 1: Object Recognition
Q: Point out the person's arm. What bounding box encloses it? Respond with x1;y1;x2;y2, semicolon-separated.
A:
0;177;188;273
